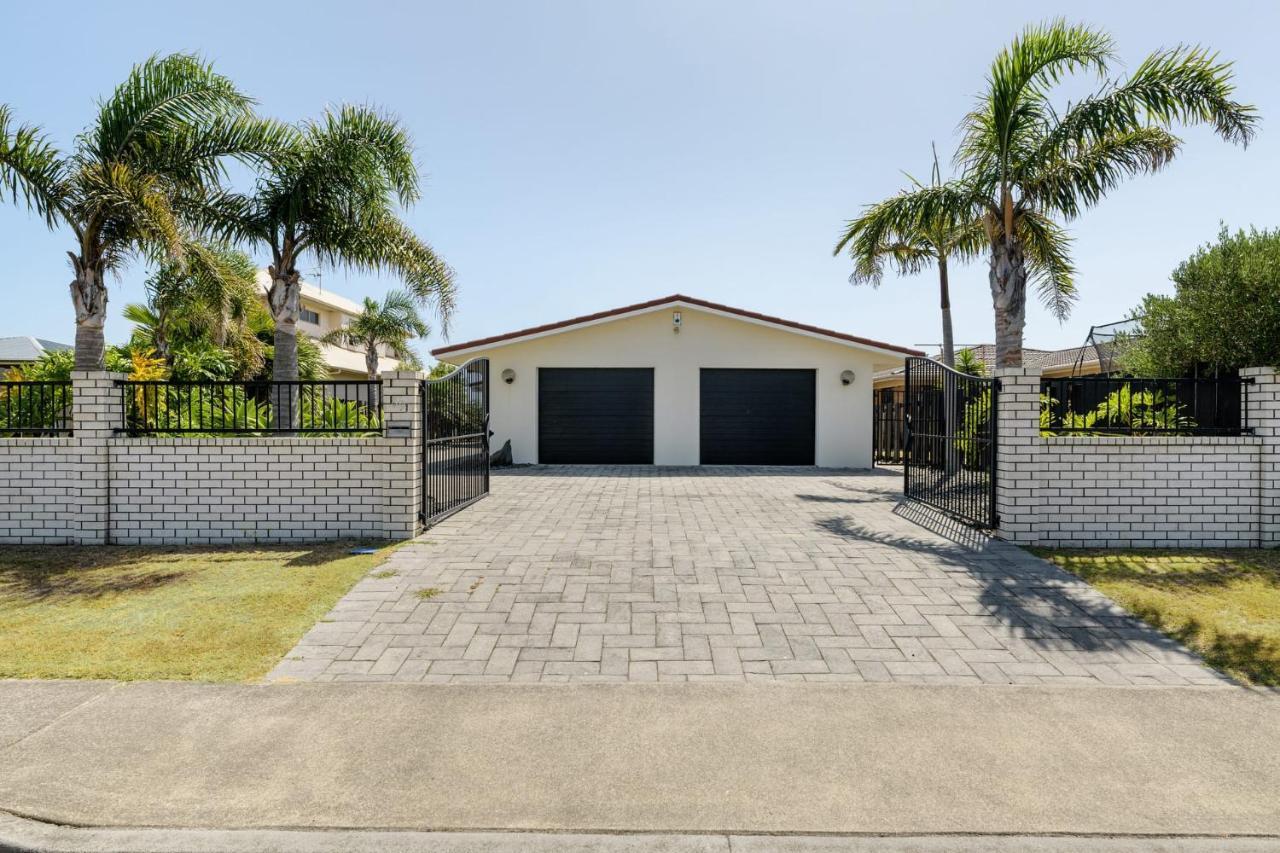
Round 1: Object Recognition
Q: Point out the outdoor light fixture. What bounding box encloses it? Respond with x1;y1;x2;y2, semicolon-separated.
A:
840;370;856;386
501;368;516;385
672;310;682;333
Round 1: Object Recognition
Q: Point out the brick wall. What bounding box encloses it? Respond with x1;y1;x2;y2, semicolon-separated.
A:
995;366;1279;548
0;370;426;545
0;439;81;544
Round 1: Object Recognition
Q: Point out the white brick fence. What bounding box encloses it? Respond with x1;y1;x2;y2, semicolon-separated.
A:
0;370;425;545
995;366;1280;548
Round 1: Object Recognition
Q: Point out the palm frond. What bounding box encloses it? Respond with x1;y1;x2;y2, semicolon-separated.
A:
1018;209;1076;320
961;20;1114;173
0;105;68;226
1023;127;1181;218
89;54;253;165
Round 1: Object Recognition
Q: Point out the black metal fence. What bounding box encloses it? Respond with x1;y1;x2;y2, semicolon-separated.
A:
0;381;73;436
1041;375;1245;436
119;380;382;435
872;388;906;465
903;357;997;528
422;358;490;526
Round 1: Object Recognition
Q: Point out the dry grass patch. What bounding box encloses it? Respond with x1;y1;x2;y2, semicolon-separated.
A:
1035;548;1280;686
0;542;391;682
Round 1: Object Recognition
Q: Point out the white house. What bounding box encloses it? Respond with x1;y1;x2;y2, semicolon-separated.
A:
254;271;401;379
431;295;922;468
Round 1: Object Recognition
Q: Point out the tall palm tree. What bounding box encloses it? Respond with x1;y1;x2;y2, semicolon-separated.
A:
321;290;428;380
209;105;455;391
835;144;983;368
859;20;1257;367
0;55;288;368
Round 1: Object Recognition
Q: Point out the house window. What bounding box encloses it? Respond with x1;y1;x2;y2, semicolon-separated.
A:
300;308;321;325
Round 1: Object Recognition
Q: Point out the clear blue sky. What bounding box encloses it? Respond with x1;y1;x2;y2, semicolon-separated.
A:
2;1;1276;360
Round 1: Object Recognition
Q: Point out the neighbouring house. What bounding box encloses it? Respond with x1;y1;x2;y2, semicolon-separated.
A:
0;337;72;373
872;342;1108;393
431;294;922;467
254;271;402;379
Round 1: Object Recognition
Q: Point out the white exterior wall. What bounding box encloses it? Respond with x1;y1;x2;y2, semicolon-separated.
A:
459;306;892;468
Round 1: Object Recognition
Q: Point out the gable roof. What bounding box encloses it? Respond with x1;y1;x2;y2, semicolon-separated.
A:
0;336;72;362
432;294;924;360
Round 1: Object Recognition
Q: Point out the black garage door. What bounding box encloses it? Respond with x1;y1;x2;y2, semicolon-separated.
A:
539;368;654;464
700;369;816;465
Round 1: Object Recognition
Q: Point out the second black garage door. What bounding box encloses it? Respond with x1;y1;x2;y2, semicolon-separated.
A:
700;368;816;465
539;368;654;464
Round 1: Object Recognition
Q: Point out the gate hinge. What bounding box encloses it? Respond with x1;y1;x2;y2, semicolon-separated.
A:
993;378;1003;391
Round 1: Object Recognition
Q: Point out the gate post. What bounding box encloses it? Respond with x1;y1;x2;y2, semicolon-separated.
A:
379;370;424;540
992;367;1042;544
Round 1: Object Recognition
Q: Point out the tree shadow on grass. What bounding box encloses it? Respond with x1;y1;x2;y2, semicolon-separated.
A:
1129;605;1279;687
1039;549;1280;593
0;541;370;601
816;504;1191;656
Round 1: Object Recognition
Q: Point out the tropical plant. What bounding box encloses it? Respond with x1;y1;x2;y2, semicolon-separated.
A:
1042;383;1194;435
1120;226;1280;376
955;347;986;376
0;55;289;368
857;20;1257;367
835;144;983;367
320;290;428;380
126;245;262;371
204;105;455;397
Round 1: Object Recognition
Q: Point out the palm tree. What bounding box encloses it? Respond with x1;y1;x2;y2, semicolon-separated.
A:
126;244;260;364
859;20;1257;367
0;55;288;368
835;144;983;368
210;105;455;391
321;290;428;381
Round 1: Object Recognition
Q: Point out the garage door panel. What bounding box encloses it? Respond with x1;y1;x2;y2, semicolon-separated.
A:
700;369;815;465
539;368;654;464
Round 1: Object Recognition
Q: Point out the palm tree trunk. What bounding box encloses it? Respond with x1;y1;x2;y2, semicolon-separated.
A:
989;236;1027;368
69;263;108;370
938;256;955;369
365;345;379;382
267;266;302;430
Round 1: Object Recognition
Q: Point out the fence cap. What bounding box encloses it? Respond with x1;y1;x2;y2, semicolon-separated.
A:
993;366;1043;378
382;370;427;381
71;370;127;381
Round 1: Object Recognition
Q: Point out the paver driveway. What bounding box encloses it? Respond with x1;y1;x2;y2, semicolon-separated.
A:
270;467;1228;685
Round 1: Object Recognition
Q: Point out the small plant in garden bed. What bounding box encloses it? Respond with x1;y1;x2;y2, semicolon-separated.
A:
1034;548;1280;686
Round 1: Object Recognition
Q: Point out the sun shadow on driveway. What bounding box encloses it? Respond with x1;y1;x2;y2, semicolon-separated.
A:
817;504;1202;658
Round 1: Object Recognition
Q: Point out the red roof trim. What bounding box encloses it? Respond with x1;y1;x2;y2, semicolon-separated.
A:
431;294;924;358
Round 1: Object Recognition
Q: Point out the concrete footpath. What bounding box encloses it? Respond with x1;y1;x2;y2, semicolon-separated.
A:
0;681;1278;842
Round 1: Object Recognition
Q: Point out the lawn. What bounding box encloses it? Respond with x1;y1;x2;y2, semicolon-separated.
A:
0;542;391;681
1035;548;1280;687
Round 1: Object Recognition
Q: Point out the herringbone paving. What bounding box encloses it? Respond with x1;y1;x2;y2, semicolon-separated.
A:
269;467;1230;686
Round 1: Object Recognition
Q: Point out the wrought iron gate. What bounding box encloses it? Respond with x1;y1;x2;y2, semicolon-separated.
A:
421;358;490;527
903;356;997;528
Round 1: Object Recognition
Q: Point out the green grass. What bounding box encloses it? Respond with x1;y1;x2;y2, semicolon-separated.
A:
1034;548;1280;686
0;542;392;682
414;586;442;600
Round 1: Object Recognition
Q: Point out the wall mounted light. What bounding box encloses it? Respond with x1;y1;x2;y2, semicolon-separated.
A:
840;370;856;386
501;368;516;385
672;310;682;333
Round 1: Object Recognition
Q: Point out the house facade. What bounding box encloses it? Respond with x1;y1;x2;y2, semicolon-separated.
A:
432;295;921;468
254;271;402;379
